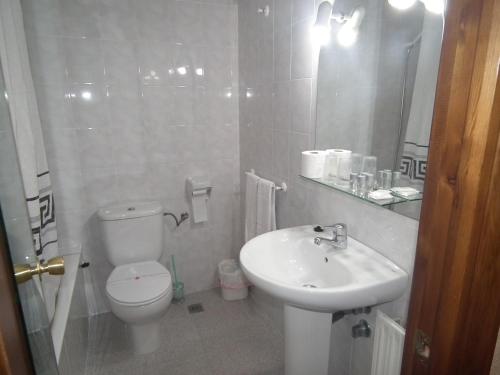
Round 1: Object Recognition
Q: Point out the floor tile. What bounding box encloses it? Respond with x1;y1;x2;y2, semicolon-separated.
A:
82;288;284;375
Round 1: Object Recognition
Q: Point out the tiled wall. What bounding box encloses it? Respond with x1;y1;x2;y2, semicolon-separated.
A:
22;0;240;315
238;1;419;374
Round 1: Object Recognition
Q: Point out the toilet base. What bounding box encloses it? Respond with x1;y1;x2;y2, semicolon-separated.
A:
130;321;161;355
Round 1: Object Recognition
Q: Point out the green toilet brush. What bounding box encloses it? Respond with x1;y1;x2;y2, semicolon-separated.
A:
171;255;184;303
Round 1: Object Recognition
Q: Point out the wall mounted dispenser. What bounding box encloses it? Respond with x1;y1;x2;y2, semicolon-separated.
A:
186;176;212;223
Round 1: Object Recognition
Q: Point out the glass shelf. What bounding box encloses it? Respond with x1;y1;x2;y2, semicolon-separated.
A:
300;175;423;207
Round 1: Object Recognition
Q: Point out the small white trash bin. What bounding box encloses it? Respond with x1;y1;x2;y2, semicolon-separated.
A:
218;259;248;301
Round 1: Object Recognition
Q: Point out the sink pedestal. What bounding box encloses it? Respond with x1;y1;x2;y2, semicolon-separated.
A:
284;305;332;375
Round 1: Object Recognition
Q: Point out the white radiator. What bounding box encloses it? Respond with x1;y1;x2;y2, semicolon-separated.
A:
370;311;406;375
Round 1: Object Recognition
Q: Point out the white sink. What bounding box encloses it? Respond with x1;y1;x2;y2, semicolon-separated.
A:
240;225;408;311
239;225;408;375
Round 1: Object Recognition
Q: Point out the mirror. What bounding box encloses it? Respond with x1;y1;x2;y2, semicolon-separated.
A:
312;0;445;220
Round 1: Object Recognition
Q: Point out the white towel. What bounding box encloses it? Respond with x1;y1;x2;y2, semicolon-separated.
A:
245;172;277;242
245;172;260;242
256;178;276;237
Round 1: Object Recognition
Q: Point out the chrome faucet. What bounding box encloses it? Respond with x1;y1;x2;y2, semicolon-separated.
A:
314;224;348;249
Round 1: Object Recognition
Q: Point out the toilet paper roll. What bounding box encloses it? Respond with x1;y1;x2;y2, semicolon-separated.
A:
324;149;352;178
301;151;327;178
325;149;352;159
191;189;208;223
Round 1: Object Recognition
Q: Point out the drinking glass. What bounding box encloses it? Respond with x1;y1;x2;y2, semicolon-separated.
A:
356;174;367;197
335;157;352;187
361;156;377;176
350;172;358;192
382;169;392;189
323;152;338;181
392;171;401;187
362;172;375;191
376;170;385;190
351;153;363;174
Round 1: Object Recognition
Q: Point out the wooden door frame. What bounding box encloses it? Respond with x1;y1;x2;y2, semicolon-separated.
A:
0;216;34;375
401;0;500;373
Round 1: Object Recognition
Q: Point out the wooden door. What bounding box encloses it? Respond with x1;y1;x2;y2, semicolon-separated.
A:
401;0;500;374
0;221;34;374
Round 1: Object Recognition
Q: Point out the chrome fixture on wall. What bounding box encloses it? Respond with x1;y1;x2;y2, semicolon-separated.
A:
257;5;270;17
313;1;366;47
249;169;288;192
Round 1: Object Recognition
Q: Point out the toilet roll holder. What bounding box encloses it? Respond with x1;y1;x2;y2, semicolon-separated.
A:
187;176;212;223
249;169;287;192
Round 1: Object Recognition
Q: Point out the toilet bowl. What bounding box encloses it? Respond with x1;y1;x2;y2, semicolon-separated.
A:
105;261;173;354
98;201;171;354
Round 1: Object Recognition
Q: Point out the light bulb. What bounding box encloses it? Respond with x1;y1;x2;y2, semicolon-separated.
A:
176;66;187;75
422;0;445;14
311;24;331;46
81;91;92;100
388;0;417;10
337;7;364;47
337;25;358;47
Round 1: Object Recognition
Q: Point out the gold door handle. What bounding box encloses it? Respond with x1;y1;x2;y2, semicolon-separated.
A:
14;256;65;284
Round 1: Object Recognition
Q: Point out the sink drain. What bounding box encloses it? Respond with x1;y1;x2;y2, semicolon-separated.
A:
302;284;317;288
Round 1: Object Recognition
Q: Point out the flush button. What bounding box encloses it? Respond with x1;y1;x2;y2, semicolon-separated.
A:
127;207;135;211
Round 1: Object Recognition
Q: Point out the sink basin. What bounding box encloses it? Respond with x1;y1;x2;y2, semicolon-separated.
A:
240;225;408;311
240;225;409;375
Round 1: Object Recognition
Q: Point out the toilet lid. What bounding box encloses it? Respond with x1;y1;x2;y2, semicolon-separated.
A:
106;261;172;306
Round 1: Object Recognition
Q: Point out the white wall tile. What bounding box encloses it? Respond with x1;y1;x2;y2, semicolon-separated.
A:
43;128;81;171
291;78;312;134
81;167;117;209
171;86;196;126
51;168;86;212
201;3;236;48
64;37;104;85
292;0;315;24
59;0;100;38
21;0;63;37
275;0;292;34
272;130;289;180
291;19;313;79
173;1;202;45
35;86;73;129
273;81;291;131
69;84;109;129
96;0;138;41
105;85;141;129
134;0;174;42
137;39;175;86
77;128;114;170
101;39;139;87
26;35;67;87
274;29;292;82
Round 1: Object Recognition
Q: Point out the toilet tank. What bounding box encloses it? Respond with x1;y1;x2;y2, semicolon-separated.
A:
97;201;164;266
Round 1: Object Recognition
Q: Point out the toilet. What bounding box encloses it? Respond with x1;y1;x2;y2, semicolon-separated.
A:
97;201;172;355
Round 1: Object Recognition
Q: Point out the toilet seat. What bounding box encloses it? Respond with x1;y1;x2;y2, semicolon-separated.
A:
106;261;172;306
